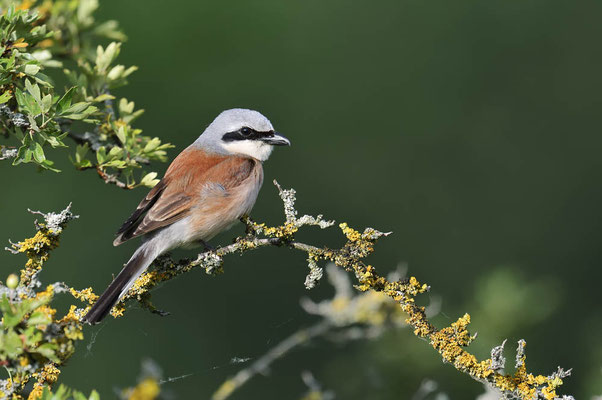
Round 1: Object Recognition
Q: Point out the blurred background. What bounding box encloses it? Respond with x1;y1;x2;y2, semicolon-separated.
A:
2;0;602;398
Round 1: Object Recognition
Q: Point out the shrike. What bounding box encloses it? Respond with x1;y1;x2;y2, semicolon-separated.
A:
83;108;290;324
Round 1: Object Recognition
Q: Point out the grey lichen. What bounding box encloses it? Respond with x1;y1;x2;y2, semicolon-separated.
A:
0;104;29;130
274;179;335;230
490;339;507;372
28;203;79;235
0;146;17;160
515;339;527;370
304;257;323;289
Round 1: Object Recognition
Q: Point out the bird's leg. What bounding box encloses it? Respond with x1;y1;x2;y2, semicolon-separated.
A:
198;240;215;252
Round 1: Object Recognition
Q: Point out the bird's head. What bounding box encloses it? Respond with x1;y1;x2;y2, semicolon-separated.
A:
195;108;290;161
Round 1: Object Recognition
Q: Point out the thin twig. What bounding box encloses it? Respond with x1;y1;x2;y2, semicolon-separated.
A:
212;321;332;400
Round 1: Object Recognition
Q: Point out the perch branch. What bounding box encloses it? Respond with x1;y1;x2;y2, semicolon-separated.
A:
106;180;574;400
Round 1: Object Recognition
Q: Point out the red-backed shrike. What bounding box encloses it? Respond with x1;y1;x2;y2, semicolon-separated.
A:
83;109;290;324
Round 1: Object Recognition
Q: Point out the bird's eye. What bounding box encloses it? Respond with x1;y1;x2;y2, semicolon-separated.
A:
240;127;252;136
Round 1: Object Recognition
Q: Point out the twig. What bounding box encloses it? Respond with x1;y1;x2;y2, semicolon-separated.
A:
96;167;131;189
212;321;332;400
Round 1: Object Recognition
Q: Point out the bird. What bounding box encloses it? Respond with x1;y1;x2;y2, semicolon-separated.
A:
83;108;290;324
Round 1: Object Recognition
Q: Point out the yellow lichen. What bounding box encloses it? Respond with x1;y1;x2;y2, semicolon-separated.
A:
28;385;43;400
262;221;298;238
127;378;160;400
70;287;99;304
58;305;80;324
110;304;126;318
339;223;361;242
15;228;61;286
29;364;61;399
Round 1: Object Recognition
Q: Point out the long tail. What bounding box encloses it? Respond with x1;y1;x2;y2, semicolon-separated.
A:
83;242;158;324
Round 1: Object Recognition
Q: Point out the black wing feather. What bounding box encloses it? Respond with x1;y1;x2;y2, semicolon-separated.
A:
113;179;166;245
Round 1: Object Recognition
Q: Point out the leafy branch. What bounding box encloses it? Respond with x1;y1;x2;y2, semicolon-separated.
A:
0;0;171;187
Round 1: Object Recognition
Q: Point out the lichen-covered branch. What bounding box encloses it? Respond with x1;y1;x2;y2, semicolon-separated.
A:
0;205;99;399
102;180;574;400
0;185;575;399
0;145;17;160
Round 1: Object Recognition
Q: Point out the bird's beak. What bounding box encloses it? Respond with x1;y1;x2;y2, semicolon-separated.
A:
262;132;291;146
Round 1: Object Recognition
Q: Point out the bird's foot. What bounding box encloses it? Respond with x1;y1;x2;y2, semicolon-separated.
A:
197;240;215;252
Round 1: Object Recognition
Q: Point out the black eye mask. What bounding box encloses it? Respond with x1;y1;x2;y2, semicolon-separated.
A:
222;127;276;142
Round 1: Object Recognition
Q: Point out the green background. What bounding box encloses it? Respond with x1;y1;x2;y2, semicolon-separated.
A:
2;0;602;398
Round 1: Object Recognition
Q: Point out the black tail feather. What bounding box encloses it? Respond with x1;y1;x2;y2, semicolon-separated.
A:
83;250;149;324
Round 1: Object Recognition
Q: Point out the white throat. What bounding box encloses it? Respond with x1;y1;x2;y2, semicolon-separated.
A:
222;140;274;161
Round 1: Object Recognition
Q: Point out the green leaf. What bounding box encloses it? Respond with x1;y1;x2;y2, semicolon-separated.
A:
118;97;134;114
56;87;76;114
45;132;68;148
61;105;98;120
101;160;125;168
13;145;32;165
78;0;99;25
143;137;161;153
89;390;100;400
24;295;52;314
94;19;127;41
2;330;23;358
75;143;89;163
107;146;123;159
60;102;89;115
15;88;41;115
0;90;12;104
104;160;126;168
24;78;41;103
32;142;46;163
107;64;124;80
95;42;121;74
34;343;60;363
32;73;54;88
41;94;52;113
38;384;71;400
40;386;53;400
23;326;43;345
96;146;107;164
39;159;61;172
73;144;92;169
139;172;159;188
73;391;88;400
54;384;70;399
115;126;126;144
24;63;41;75
0;296;27;328
27;310;52;326
93;93;114;102
0;296;14;317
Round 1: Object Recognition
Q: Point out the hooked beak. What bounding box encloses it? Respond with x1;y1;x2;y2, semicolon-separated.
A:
261;132;291;146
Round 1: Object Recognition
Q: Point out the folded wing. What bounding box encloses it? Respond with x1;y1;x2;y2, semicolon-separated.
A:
113;147;257;246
